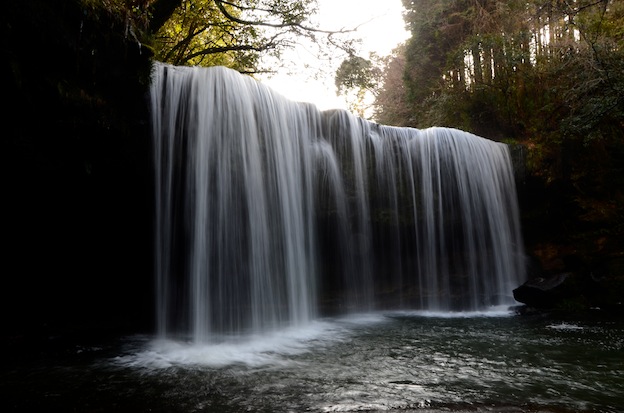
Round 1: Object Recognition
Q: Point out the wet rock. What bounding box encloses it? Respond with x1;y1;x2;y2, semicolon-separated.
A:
512;273;577;309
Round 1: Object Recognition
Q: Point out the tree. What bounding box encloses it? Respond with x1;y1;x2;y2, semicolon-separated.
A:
399;0;483;127
334;54;383;118
141;0;356;74
557;0;624;142
372;45;411;126
396;0;623;138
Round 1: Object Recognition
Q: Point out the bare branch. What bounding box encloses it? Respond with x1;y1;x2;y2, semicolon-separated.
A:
213;0;354;35
180;31;286;65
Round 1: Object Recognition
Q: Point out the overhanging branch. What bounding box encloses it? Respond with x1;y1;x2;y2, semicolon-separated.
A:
214;0;354;35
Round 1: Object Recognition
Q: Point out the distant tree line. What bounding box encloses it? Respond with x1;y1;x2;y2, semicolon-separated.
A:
380;0;624;144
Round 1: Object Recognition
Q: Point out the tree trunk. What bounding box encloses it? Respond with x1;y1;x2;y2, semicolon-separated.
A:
149;0;183;33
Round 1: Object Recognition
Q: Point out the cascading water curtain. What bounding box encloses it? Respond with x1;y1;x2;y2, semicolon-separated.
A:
151;62;526;342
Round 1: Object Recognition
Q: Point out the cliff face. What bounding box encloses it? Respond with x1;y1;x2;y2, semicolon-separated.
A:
514;140;624;315
2;0;154;334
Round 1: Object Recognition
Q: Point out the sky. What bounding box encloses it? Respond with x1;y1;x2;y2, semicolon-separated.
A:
260;0;409;111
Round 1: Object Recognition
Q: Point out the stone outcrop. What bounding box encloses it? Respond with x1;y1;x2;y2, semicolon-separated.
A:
513;273;575;309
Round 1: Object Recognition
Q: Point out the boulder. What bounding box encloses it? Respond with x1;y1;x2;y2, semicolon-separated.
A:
513;273;577;309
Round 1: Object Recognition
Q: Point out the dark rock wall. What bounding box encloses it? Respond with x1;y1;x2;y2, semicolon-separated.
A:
2;0;154;335
513;140;624;315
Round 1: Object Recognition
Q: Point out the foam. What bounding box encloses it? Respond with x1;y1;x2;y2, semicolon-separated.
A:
114;314;388;370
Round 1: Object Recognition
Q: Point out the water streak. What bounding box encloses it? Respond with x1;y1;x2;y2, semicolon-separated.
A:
151;62;525;342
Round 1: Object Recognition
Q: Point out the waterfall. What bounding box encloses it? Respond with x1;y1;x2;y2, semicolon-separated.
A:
151;62;525;342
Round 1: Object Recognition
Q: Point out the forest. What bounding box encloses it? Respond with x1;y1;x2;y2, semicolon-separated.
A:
2;0;623;336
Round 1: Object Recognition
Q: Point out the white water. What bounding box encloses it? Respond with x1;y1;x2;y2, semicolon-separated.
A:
114;311;514;370
115;314;387;370
151;62;525;343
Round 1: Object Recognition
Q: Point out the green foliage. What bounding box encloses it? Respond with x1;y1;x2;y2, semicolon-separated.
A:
149;0;353;75
334;55;383;118
335;56;378;95
155;0;260;70
389;0;624;145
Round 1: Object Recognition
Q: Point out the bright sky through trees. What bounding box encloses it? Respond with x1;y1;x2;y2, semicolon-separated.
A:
260;0;409;110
